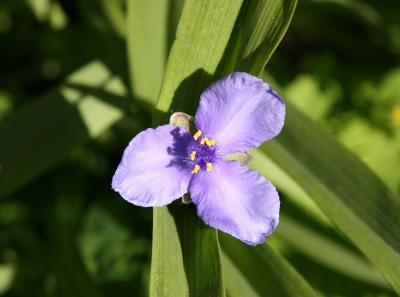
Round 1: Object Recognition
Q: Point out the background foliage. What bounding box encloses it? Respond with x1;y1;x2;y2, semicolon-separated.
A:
0;0;399;296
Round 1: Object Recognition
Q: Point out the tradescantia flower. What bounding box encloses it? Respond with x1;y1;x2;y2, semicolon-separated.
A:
112;72;285;245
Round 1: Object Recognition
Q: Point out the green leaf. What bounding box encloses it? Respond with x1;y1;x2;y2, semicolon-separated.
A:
154;0;243;116
249;148;331;226
260;104;400;293
251;150;389;288
127;0;169;106
277;215;389;288
149;1;311;296
217;0;298;76
220;234;319;297
250;145;392;289
100;0;126;38
221;252;260;297
151;205;225;297
150;1;244;296
0;62;128;199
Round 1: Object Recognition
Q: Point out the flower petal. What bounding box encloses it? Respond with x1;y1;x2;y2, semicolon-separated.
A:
112;124;193;207
189;159;280;245
195;72;285;154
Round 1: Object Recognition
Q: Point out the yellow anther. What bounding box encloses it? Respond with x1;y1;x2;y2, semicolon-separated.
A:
200;137;208;145
206;162;212;172
193;130;202;140
190;151;196;160
206;139;216;146
191;164;200;174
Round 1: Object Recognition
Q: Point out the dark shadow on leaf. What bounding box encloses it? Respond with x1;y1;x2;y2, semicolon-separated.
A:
169;68;213;117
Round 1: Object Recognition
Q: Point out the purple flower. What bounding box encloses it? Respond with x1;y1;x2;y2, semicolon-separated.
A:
112;72;285;245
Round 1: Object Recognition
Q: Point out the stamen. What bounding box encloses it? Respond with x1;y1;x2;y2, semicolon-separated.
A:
206;139;216;146
206;162;212;172
193;130;202;140
200;137;208;145
191;164;200;174
190;151;196;160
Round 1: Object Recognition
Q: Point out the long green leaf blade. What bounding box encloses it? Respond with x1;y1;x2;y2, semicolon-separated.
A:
221;235;319;297
155;0;243;116
261;104;400;293
221;252;260;297
218;0;298;76
127;0;168;106
151;205;225;297
150;1;243;296
250;152;389;287
277;215;388;288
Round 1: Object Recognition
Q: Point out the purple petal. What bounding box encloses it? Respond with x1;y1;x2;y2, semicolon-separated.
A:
195;72;285;155
189;159;280;245
112;124;193;207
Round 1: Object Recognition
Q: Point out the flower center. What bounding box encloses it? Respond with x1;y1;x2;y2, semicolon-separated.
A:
189;130;217;174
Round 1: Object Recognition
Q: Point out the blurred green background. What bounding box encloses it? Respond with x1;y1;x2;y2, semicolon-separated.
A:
0;0;399;296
